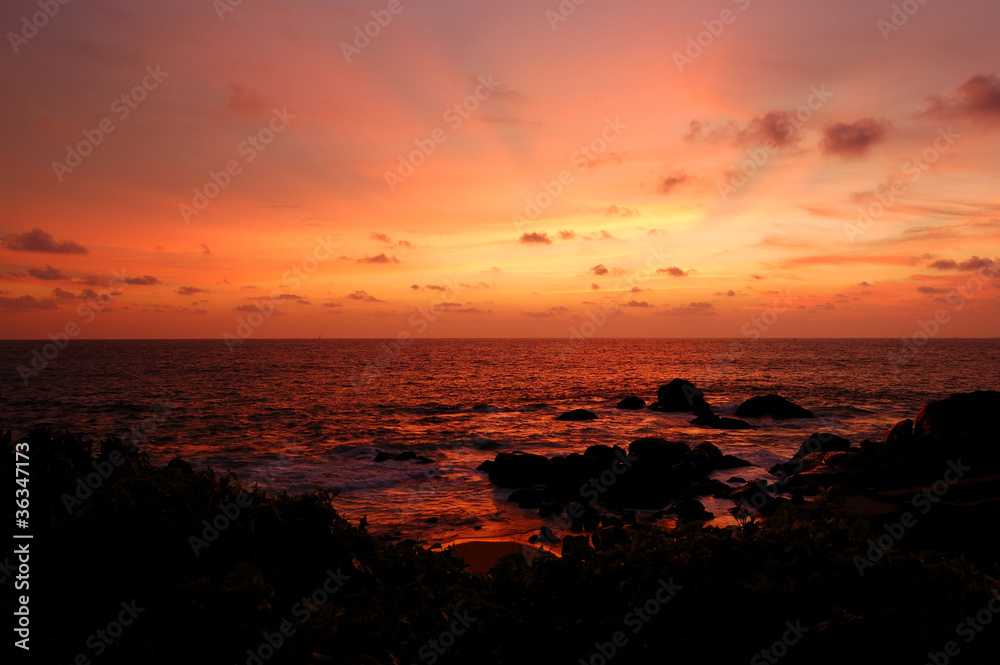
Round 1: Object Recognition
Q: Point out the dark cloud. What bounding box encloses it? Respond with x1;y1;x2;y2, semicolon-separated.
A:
658;172;689;195
357;253;399;264
0;294;58;310
121;275;161;285
657;266;689;277
684;111;802;148
558;229;576;240
28;264;68;280
371;232;392;243
177;286;207;295
821;118;891;158
917;286;946;294
52;288;79;299
922;74;1000;121
346;290;383;302
662;301;717;315
591;283;600;290
624;300;652;308
929;256;996;271
590;264;609;276
519;232;552;245
323;302;342;308
2;228;87;254
715;290;737;297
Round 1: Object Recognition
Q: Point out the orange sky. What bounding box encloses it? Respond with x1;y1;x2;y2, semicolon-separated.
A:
1;0;999;339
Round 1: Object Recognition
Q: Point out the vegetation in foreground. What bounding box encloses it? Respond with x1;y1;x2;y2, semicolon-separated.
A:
3;428;999;665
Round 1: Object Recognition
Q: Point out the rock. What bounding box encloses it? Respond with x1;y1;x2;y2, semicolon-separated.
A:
654;378;713;415
561;535;593;560
616;395;646;410
690;413;751;430
416;456;434;464
670;498;712;521
374;452;392;463
718;454;752;469
166;457;193;474
728;476;747;484
693;441;724;464
481;451;553;488
627;437;690;467
394;451;417;461
795;433;850;457
914;391;1000;438
885;419;914;446
506;488;551;509
556;408;599;421
735;394;814;419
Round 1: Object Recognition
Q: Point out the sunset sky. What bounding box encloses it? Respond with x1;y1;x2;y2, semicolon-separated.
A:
2;0;999;339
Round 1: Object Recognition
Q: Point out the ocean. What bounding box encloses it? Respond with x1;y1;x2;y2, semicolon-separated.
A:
2;338;998;543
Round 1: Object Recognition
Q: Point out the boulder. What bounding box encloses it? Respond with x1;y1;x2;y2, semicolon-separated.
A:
735;394;814;419
480;451;552;488
394;451;417;461
795;433;850;458
884;419;914;446
914;391;1000;438
616;395;646;410
374;452;392;463
627;437;690;467
556;409;599;421
654;378;713;415
690;413;751;430
718;454;753;469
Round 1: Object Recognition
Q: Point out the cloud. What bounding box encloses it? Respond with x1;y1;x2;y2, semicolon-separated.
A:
624;300;652;308
657;266;689;277
452;307;492;314
523;306;572;317
236;303;283;314
28;264;68;280
0;294;58;310
857;281;872;287
662;301;717;315
684;111;802;148
371;233;414;248
459;281;490;289
591;283;601;290
590;264;609;275
424;285;446;291
2;228;87;254
582;230;616;241
346;290;383;302
917;286;946;294
605;205;638;217
821;118;891;158
921;74;1000;121
558;229;576;240
272;293;310;304
177;286;207;295
52;287;79;299
357;253;400;264
122;275;161;285
715;290;737;297
519;232;552;245
928;256;996;271
658;172;689;195
323;302;342;308
750;274;763;281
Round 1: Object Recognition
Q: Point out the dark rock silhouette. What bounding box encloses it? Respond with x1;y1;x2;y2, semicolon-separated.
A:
394;451;417;461
616;395;646;410
374;451;392;462
795;433;850;457
735;394;814;419
478;451;552;488
650;378;713;415
914;390;1000;438
884;419;913;446
556;408;599;421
